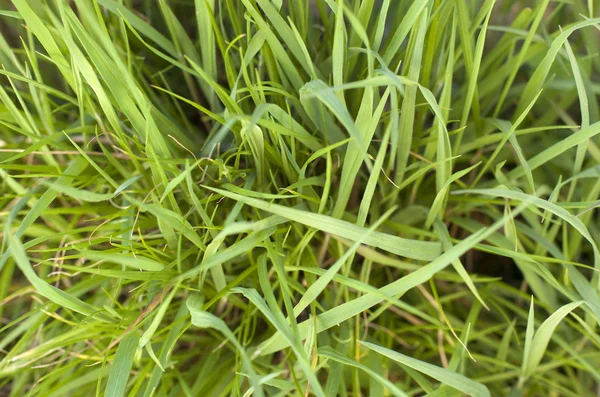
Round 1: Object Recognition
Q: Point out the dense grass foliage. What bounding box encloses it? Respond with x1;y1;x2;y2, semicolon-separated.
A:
1;0;600;396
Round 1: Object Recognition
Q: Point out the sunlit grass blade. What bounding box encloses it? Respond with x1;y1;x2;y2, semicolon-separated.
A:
205;185;440;260
187;295;264;397
105;333;139;397
360;341;490;397
520;301;584;382
319;346;408;397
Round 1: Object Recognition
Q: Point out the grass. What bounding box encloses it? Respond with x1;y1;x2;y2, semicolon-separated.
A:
0;0;600;396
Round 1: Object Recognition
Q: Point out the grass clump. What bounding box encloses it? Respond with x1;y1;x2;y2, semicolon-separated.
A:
1;0;600;396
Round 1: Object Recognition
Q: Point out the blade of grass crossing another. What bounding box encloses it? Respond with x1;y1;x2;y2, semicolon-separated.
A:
382;0;429;65
204;186;441;261
258;200;532;354
319;347;408;397
425;162;480;228
360;341;490;397
300;80;373;171
471;90;542;187
333;88;389;219
6;233;104;319
187;296;264;397
233;287;326;397
292;207;396;318
0;156;89;271
520;300;584;384
492;0;550;117
433;220;488;309
453;188;600;269
515;18;600;118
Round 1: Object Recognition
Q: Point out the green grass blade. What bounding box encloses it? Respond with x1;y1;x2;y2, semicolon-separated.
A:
360;341;490;397
319;346;408;397
105;333;140;397
521;301;584;381
205;185;440;261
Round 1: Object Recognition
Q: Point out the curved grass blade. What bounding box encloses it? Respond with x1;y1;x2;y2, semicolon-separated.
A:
205;185;441;261
360;341;490;397
187;295;264;397
319;347;408;397
259;200;531;354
